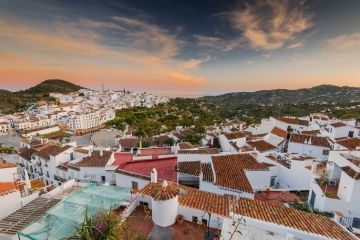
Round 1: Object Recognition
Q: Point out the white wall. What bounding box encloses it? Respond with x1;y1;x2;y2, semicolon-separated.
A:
287;142;329;160
245;171;271;189
25;126;60;137
0;167;18;182
0;191;22;219
152;197;178;227
116;173;150;189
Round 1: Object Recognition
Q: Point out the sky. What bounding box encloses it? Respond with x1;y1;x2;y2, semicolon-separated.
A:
0;0;360;97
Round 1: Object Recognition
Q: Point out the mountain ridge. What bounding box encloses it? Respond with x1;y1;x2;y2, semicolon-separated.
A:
199;84;360;105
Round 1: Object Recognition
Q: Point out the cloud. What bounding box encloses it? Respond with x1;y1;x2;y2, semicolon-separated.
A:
112;16;181;59
194;34;221;48
182;57;211;69
227;0;313;51
326;33;360;51
288;42;304;49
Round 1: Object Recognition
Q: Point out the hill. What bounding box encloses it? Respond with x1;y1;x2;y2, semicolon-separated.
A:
199;85;360;105
0;79;84;114
19;79;82;94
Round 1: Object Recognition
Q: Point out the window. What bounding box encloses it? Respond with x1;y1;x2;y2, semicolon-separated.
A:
323;150;330;155
353;218;360;229
132;181;138;190
192;216;198;223
202;219;208;226
101;176;106;182
270;177;276;187
348;131;354;138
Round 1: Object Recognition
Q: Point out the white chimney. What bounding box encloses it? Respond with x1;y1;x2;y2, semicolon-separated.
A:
100;150;103;156
89;150;92;157
151;168;158;183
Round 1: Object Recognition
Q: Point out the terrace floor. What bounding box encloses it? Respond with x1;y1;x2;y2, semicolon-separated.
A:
119;206;217;240
319;183;340;199
255;191;302;206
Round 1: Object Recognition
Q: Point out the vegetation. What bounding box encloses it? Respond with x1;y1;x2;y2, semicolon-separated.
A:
71;206;122;240
105;98;223;137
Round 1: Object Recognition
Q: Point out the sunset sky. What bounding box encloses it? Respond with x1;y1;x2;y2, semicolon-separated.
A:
1;0;360;97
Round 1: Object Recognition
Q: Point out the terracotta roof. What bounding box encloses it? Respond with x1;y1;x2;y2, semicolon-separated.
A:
247;140;277;152
140;182;230;217
74;148;89;154
229;195;355;240
178;148;220;155
276;117;309;126
0;182;17;194
299;130;320;136
290;134;330;148
79;150;112;167
224;132;245;140
336;138;360;150
18;148;36;161
341;166;360;180
270;127;287;138
119;135;169;148
178;142;194;149
34;145;72;161
201;163;214;182
211;154;269;193
178;161;200;176
149;181;180;201
0;163;17;169
330;122;347;128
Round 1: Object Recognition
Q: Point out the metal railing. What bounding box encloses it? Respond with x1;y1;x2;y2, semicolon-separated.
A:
54;175;67;182
340;216;353;228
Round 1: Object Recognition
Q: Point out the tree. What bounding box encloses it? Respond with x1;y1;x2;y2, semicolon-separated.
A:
164;137;175;146
137;141;150;148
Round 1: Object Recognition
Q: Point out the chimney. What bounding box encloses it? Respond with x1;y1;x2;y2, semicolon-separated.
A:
100;150;103;156
89;150;92;157
151;168;158;183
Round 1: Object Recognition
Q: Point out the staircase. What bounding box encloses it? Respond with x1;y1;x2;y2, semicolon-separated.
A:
0;196;61;236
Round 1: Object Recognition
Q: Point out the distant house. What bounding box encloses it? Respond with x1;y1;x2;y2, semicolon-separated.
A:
287;134;331;160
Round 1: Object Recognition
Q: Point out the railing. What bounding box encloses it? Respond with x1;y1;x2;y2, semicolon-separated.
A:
54;175;67;182
340;216;353;228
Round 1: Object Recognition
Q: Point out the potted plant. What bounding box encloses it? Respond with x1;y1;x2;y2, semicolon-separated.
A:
176;214;184;224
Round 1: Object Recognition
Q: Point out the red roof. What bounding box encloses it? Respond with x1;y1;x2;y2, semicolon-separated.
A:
118;157;178;182
112;153;134;166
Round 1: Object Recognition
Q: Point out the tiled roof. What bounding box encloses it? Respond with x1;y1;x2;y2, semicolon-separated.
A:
178;148;220;155
211;154;269;193
149;181;180;201
140;182;230;217
276;117;309;126
224;132;245;140
330;122;347;128
201;163;214;182
341;166;360;180
177;161;201;176
178;142;194;149
247;140;277;152
34;145;72;161
79;150;112;167
229;195;355;240
299;130;320;136
336;138;360;150
270;127;287;138
119;135;169;148
290;134;330;148
74;148;89;154
0;163;17;169
18;148;36;161
0;182;17;195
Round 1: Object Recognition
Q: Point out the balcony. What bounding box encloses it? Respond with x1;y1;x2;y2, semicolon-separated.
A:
315;178;340;199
